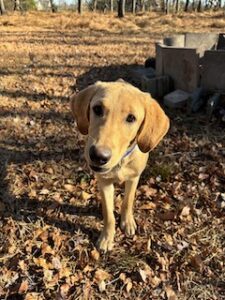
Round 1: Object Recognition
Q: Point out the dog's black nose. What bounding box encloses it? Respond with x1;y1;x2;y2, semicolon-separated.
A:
89;145;111;165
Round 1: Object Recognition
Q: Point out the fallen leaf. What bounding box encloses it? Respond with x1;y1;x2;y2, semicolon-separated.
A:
198;173;209;180
150;276;161;288
52;257;62;270
119;273;126;282
33;257;52;270
64;184;75;192
139;202;156;210
60;283;70;298
189;254;203;271
126;279;132;293
94;269;111;283
39;188;50;195
165;285;178;300
18;280;29;294
139;185;157;197
180;206;190;217
158;211;176;221
98;280;106;292
81;191;92;201
138;268;147;282
91;249;100;261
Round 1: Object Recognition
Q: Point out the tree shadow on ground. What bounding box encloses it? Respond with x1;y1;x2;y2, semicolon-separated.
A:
74;63;142;91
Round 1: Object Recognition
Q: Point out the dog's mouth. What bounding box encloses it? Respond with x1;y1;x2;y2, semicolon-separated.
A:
89;165;110;174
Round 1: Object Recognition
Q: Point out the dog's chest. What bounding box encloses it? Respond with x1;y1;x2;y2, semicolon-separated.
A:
101;165;124;182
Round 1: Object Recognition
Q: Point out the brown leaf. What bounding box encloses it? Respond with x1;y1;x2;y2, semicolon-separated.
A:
150;276;161;288
59;267;71;279
189;254;203;271
139;202;156;210
81;191;92;201
119;273;126;282
91;249;100;261
98;280;106;292
180;206;190;217
125;279;132;293
138;268;147;282
64;184;75;192
198;173;209;180
115;194;123;212
165;285;178;300
59;283;70;298
25;293;43;300
33;257;52;270
139;185;157;197
94;269;111;283
18;280;29;294
39;188;50;195
52;257;62;270
41;243;55;256
158;211;176;221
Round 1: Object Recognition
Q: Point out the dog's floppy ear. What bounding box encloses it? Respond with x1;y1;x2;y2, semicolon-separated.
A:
137;95;170;153
70;85;97;135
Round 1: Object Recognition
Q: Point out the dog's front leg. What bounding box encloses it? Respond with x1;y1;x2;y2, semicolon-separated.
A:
96;178;115;252
120;176;139;236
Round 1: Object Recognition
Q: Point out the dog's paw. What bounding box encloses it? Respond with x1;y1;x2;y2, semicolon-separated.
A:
96;231;114;252
120;215;137;236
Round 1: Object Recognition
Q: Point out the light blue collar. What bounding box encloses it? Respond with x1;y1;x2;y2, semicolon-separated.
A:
122;143;137;159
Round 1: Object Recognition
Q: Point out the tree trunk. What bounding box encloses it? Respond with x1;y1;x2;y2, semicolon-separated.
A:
14;0;21;10
78;0;82;13
165;0;169;13
118;0;125;17
161;0;165;12
141;0;145;11
175;0;179;12
0;0;6;14
93;0;97;11
132;0;136;14
197;0;201;11
184;0;189;11
110;0;113;11
49;0;57;12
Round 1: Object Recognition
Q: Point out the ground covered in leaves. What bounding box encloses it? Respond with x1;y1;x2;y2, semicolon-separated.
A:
0;11;225;300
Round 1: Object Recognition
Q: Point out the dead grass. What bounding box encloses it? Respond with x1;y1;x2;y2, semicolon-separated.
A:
0;11;224;300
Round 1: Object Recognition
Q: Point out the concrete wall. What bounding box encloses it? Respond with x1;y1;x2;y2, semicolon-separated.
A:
156;33;225;93
201;51;225;92
185;33;218;58
156;44;199;92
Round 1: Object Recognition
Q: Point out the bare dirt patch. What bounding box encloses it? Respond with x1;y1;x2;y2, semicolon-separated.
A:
0;11;224;300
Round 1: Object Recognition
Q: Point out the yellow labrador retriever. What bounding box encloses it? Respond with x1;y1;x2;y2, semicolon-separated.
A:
70;80;169;252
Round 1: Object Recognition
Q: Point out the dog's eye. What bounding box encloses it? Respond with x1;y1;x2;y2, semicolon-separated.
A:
93;105;103;117
126;114;136;123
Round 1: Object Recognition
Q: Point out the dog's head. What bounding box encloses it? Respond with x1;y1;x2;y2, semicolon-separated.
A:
71;80;169;174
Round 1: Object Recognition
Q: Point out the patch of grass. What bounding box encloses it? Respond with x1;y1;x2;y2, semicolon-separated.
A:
150;162;174;181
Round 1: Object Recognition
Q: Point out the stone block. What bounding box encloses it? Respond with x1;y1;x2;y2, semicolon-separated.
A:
207;93;221;119
185;33;218;57
129;66;155;85
202;51;225;92
164;89;190;108
163;34;185;47
155;42;164;76
187;87;205;113
217;33;225;50
141;75;172;99
161;47;199;92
